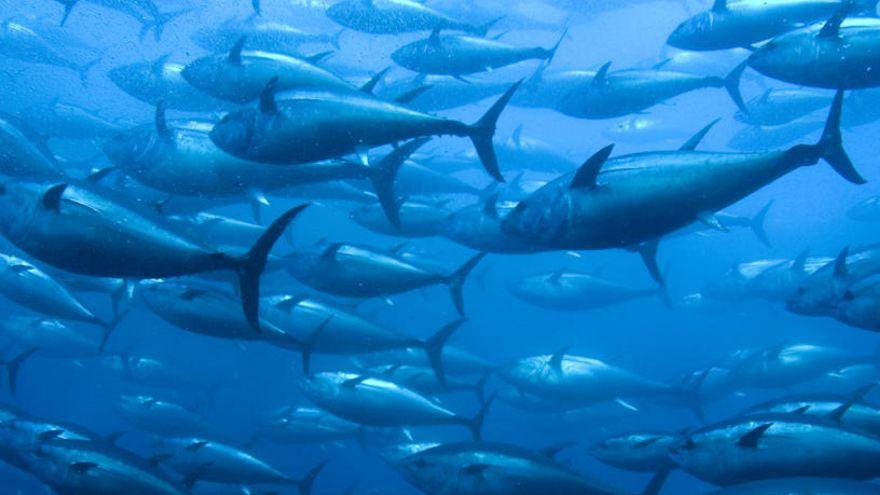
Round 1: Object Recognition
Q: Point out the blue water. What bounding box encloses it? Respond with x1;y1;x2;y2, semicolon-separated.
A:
1;0;880;494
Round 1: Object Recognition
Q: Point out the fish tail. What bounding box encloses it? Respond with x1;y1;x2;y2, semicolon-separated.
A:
366;138;430;230
723;61;748;114
98;309;130;352
467;81;523;182
464;390;497;441
423;319;467;383
816;89;864;184
238;204;310;332
295;460;329;495
750;201;773;247
446;252;487;316
2;348;38;397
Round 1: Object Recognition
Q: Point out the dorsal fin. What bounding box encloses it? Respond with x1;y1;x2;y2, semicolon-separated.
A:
85;166;118;184
180;289;207;301
833;246;849;280
151;54;171;74
792;405;811;414
828;383;876;422
570;144;614;189
42;184;68;210
273;295;305;311
394;85;432;104
428;28;441;45
260;77;279;114
679;119;720;151
736;423;772;448
482;193;500;219
228;37;246;65
342;374;370;388
8;264;33;274
792;249;809;273
511;124;523;148
818;3;851;38
37;429;64;442
591;61;612;87
320;243;344;262
549;346;569;371
155;100;170;138
359;67;390;94
185;440;209;452
758;88;772;104
304;50;334;65
712;0;728;12
539;441;575;459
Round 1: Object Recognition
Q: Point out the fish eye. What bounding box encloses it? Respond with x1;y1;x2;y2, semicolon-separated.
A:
0;184;5;195
684;438;697;450
842;290;855;301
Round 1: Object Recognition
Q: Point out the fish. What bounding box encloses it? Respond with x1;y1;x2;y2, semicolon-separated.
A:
741;385;880;436
284;243;486;315
555;61;747;119
443;194;539;254
377;74;511;112
354;344;495;377
0;112;65;179
0;18;96;84
747;13;880;89
182;38;357;103
108;56;230;112
670;412;880;485
667;0;877;51
744;252;832;302
509;270;667;311
394;441;669;495
500;350;681;409
264;295;463;378
589;431;680;473
54;0;186;41
210;76;522;182
18;438;190;495
705;477;880;494
21;99;123;140
254;406;363;445
114;395;220;439
734;88;833;127
154;437;295;486
104;104;420;226
0;180;307;329
349;199;451;238
0;254;124;348
847;195;880;223
138;282;301;350
192;17;341;53
390;29;564;77
787;245;880;316
724;343;871;391
502;90;859;283
326;0;497;35
298;371;493;439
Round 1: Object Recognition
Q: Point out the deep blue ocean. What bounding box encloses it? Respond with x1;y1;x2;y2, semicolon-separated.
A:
1;0;880;494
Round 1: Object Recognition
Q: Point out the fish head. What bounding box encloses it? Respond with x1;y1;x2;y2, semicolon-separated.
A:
666;12;713;50
102;128;160;174
666;435;699;467
180;57;223;94
210;108;257;158
786;278;842;316
747;37;799;76
395;451;453;492
108;62;153;97
500;180;570;246
296;372;337;402
0;182;40;241
325;0;367;26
